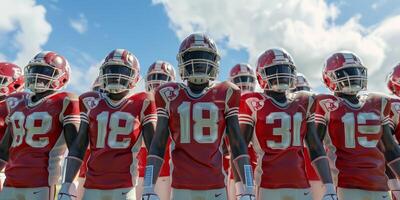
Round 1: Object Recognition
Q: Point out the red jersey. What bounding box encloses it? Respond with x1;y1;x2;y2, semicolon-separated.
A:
4;92;80;187
389;96;400;142
79;92;156;189
155;81;240;190
0;100;8;141
314;93;390;191
239;91;314;189
78;148;90;178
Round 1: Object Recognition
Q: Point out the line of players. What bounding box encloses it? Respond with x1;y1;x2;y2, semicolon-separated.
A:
0;33;400;200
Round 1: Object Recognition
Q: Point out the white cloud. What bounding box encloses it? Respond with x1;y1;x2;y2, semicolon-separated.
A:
153;0;400;93
69;13;88;34
0;0;51;67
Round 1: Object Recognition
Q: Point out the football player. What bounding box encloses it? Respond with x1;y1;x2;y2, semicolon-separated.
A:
141;33;255;200
238;48;337;200
315;51;400;199
0;51;80;200
136;61;175;200
0;62;24;191
58;49;157;200
227;63;257;200
75;77;103;200
386;63;400;200
291;73;325;200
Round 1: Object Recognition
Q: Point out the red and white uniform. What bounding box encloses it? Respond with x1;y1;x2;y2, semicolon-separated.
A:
0;100;8;141
389;97;400;141
4;92;79;188
79;91;156;189
239;92;314;189
155;81;240;190
314;93;390;191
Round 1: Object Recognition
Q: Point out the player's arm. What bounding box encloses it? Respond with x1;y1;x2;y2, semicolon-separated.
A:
58;96;90;199
0;127;12;171
383;124;400;178
61;95;81;149
142;91;169;198
225;87;254;198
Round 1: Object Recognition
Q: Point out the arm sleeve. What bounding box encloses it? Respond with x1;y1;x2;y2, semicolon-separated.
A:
225;86;240;119
238;96;255;127
59;94;80;126
314;97;328;126
140;93;157;126
155;87;170;119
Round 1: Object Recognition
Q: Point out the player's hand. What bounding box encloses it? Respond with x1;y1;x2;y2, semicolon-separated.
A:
322;183;338;200
57;182;77;200
237;194;256;200
389;179;400;200
142;192;160;200
392;191;400;200
322;194;338;200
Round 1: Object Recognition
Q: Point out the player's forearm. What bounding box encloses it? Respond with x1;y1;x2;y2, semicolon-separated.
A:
143;155;163;192
311;156;333;184
63;156;83;183
233;155;254;192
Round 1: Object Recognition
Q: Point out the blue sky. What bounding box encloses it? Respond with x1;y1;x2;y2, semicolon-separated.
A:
1;0;400;93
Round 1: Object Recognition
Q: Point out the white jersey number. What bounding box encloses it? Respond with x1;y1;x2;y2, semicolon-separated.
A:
96;111;135;149
178;102;219;144
10;112;52;148
266;112;303;149
342;112;381;148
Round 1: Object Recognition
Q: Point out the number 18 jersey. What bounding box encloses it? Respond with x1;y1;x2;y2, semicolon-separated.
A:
79;91;157;190
155;81;240;190
314;93;390;191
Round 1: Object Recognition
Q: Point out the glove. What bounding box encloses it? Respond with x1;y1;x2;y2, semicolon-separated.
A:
58;182;77;200
142;187;160;200
235;182;256;200
322;183;338;200
389;179;400;200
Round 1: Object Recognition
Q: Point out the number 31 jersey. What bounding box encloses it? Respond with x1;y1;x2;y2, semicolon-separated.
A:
155;81;240;190
4;92;80;188
239;91;314;189
79;91;156;190
314;93;390;191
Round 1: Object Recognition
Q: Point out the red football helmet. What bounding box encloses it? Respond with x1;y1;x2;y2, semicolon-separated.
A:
99;49;140;94
25;51;70;93
145;61;176;92
291;73;311;92
229;63;256;92
177;33;220;84
323;51;367;94
387;63;400;97
256;48;296;92
92;77;102;92
0;62;24;97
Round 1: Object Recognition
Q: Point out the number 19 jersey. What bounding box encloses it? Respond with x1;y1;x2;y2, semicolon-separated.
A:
79;91;157;190
314;93;390;191
239;91;314;189
155;81;240;190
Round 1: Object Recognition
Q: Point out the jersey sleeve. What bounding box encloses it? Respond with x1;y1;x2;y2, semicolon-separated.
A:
140;93;157;126
59;93;81;126
314;96;328;126
224;85;240;119
382;96;392;126
238;95;256;127
78;94;91;125
155;86;171;119
306;94;316;123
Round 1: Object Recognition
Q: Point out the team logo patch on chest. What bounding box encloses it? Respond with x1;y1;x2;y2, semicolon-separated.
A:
83;97;100;109
160;86;179;101
320;99;339;112
392;102;400;113
247;98;264;111
6;97;21;109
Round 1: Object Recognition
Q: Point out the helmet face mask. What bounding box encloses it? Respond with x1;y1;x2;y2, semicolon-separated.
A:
100;64;137;94
25;64;61;93
259;64;296;92
330;66;367;95
232;75;255;92
180;50;219;85
146;73;172;92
